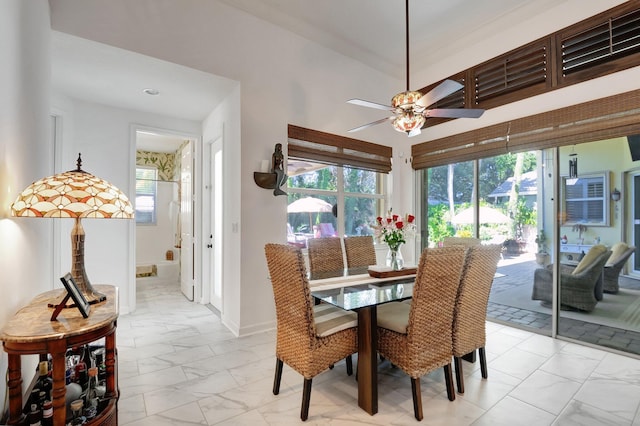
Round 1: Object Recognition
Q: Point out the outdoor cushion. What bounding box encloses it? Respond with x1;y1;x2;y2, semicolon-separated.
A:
377;301;411;334
572;244;608;275
606;242;629;267
313;303;357;337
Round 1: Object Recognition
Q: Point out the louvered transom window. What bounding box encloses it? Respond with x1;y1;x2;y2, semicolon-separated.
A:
561;9;640;77
562;173;609;226
473;41;548;107
474;43;548;104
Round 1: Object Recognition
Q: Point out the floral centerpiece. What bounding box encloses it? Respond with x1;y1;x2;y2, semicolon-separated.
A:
373;211;416;270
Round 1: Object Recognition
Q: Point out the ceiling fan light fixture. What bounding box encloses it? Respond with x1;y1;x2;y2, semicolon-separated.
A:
391;90;423;111
392;111;425;134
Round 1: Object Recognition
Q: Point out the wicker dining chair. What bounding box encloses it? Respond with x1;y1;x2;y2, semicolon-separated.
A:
451;244;503;394
376;246;469;421
343;235;377;268
307;237;345;278
264;243;358;421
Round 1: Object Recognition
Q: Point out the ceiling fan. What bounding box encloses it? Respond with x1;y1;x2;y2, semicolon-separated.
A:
347;0;485;137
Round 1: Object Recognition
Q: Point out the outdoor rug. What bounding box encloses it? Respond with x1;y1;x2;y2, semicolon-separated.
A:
490;278;640;331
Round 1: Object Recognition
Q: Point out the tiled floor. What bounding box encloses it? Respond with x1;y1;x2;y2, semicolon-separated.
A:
118;276;640;425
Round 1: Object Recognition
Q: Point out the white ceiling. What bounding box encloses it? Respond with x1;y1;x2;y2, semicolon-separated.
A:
49;0;584;150
215;0;560;78
50;0;565;136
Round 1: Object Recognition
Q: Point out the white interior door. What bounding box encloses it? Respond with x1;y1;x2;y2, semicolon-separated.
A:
180;142;194;300
207;138;223;311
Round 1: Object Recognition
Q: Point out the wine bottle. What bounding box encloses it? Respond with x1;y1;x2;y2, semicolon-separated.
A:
83;367;99;420
28;403;42;426
41;400;53;426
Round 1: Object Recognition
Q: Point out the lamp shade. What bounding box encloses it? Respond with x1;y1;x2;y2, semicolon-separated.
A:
11;168;133;219
10;154;133;306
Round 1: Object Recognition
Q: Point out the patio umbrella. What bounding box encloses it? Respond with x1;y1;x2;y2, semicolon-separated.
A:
451;206;510;225
287;197;333;229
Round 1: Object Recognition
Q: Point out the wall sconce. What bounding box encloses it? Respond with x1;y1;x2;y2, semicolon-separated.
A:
611;188;621;202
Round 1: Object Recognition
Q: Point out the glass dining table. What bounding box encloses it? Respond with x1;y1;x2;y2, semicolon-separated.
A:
309;267;416;416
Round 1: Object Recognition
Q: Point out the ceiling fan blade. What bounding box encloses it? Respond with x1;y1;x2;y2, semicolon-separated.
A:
347;98;393;111
425;108;485;119
348;116;394;133
415;79;464;108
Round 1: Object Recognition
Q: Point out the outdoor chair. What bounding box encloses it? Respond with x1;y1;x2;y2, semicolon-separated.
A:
343;235;376;268
532;244;611;312
376;246;468;420
264;243;357;421
452;244;503;394
307;237;344;279
319;222;337;237
603;242;636;293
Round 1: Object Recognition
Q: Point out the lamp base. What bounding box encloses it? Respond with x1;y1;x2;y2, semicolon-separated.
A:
48;217;109;308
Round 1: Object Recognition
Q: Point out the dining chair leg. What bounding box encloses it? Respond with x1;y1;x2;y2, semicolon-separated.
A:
444;364;456;401
454;356;464;394
301;378;312;421
346;355;353;376
410;377;423;421
479;347;488;379
273;358;283;395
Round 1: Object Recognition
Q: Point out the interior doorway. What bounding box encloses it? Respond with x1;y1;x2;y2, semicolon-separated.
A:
134;128;196;301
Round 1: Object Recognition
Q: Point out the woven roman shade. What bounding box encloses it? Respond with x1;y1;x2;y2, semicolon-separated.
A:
412;88;640;170
288;124;392;173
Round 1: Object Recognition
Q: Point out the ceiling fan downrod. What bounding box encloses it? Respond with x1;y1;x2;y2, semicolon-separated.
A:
405;0;410;92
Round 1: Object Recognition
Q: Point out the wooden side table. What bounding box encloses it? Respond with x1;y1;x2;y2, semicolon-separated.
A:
0;285;119;426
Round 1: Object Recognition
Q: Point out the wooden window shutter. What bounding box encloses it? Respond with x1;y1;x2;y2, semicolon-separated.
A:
287;124;392;173
558;2;640;85
473;39;550;109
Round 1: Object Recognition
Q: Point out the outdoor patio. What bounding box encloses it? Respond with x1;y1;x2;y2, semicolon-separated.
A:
489;251;640;355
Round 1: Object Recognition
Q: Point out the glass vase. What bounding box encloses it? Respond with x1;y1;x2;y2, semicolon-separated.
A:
386;247;404;270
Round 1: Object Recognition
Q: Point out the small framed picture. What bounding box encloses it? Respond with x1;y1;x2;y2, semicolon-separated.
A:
60;273;91;318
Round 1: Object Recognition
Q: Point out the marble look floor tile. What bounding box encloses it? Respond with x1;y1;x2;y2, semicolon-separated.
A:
486;330;531;357
573;378;640;421
517;333;568;357
509;370;581;415
472;396;556;426
197;376;284;424
554;400;631;426
118;393;147;424
174;369;240;397
455;368;522;410
591;352;640;386
489;347;549;380
142;387;202;416
539;351;601;382
559;341;608;361
118;277;640;425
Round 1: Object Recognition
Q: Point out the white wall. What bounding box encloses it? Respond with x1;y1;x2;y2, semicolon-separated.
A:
136;181;179;265
50;95;201;313
0;0;52;411
47;0;640;336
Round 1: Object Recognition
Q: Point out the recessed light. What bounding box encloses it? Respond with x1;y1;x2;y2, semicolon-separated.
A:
143;88;159;96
